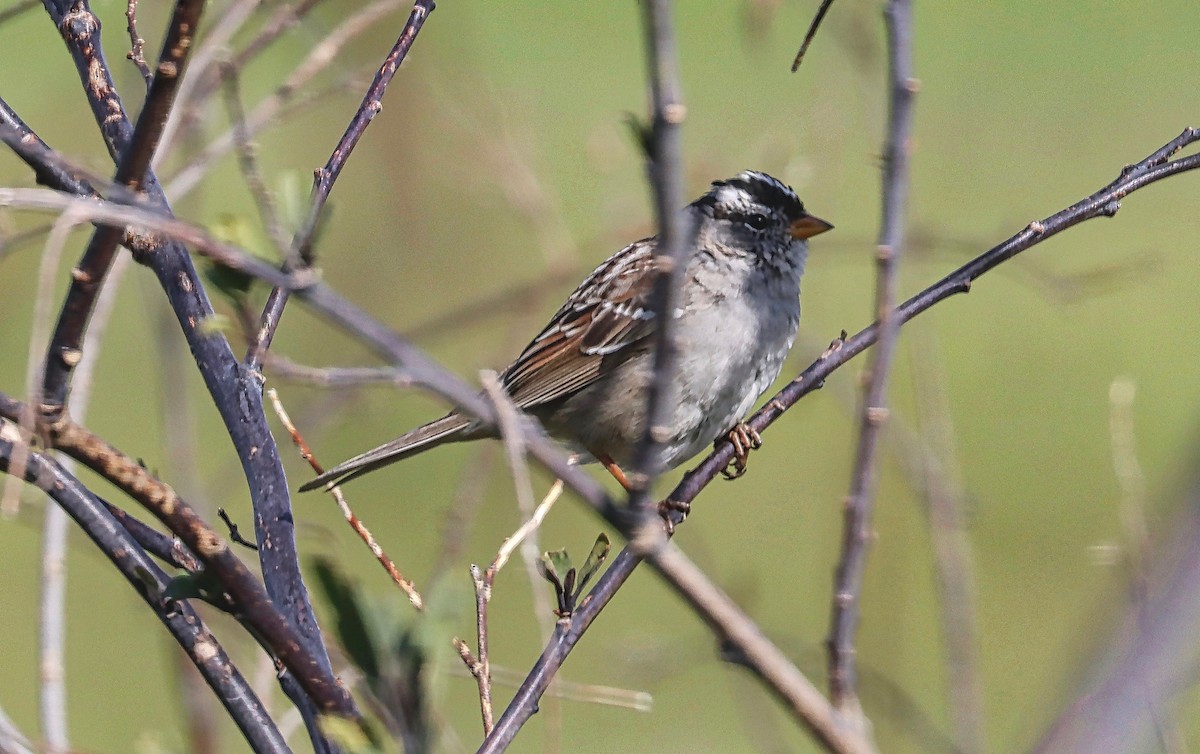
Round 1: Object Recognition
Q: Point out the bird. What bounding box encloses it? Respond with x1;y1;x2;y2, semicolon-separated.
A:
300;170;832;493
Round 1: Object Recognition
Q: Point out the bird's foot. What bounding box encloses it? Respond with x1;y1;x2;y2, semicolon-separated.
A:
657;498;691;535
720;423;762;480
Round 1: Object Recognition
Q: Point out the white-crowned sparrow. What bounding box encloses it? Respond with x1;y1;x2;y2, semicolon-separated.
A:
300;171;831;492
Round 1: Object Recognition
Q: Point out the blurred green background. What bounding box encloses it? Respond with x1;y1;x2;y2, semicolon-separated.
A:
2;0;1199;752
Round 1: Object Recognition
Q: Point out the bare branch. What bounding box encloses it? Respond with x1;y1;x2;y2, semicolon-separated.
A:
124;0;152;85
626;0;691;511
245;0;435;370
791;0;837;70
40;0;207;415
0;441;288;754
0;393;360;720
269;388;425;611
828;0;916;713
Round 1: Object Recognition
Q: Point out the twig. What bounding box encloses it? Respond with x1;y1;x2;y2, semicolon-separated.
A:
626;0;691;514
458;565;495;735
245;0;435;370
493;480;564;576
828;0;916;712
458;480;564;737
125;0;152;85
791;0;837;71
484;127;1200;751
480;371;555;633
0;441;289;754
299;0;435;265
218;508;259;551
268;388;425;611
164;0;405;201
219;65;292;258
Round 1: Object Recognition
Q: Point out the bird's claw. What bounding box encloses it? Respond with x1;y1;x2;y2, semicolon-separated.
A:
720;423;762;480
657;498;691;534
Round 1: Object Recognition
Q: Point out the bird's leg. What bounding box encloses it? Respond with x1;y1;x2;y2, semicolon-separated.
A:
720;422;763;480
595;452;633;491
595;450;686;533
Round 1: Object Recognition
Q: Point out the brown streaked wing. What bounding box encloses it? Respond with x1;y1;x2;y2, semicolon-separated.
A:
500;239;659;409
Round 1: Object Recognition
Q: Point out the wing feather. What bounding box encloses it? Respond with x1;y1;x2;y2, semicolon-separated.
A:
501;238;659;408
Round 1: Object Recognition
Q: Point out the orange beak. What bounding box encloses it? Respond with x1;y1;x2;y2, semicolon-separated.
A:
789;213;834;240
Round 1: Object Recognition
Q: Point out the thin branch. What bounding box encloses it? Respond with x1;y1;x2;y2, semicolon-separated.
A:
484;127;1200;751
245;0;435;370
828;0;915;712
0;442;289;754
461;564;495;735
626;0;691;512
298;0;435;265
124;0;152;85
164;0;405;203
791;0;837;70
458;480;564;738
219;65;292;257
268;388;425;610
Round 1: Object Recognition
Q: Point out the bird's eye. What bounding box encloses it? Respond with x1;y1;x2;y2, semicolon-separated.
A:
745;213;770;230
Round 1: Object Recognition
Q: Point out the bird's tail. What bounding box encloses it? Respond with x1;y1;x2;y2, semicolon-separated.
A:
298;413;474;492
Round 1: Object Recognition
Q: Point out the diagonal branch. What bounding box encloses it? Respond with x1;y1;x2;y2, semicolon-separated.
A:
246;0;436;370
0;439;288;754
0;392;358;719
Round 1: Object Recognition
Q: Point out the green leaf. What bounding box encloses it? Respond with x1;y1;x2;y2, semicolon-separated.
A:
312;558;381;681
